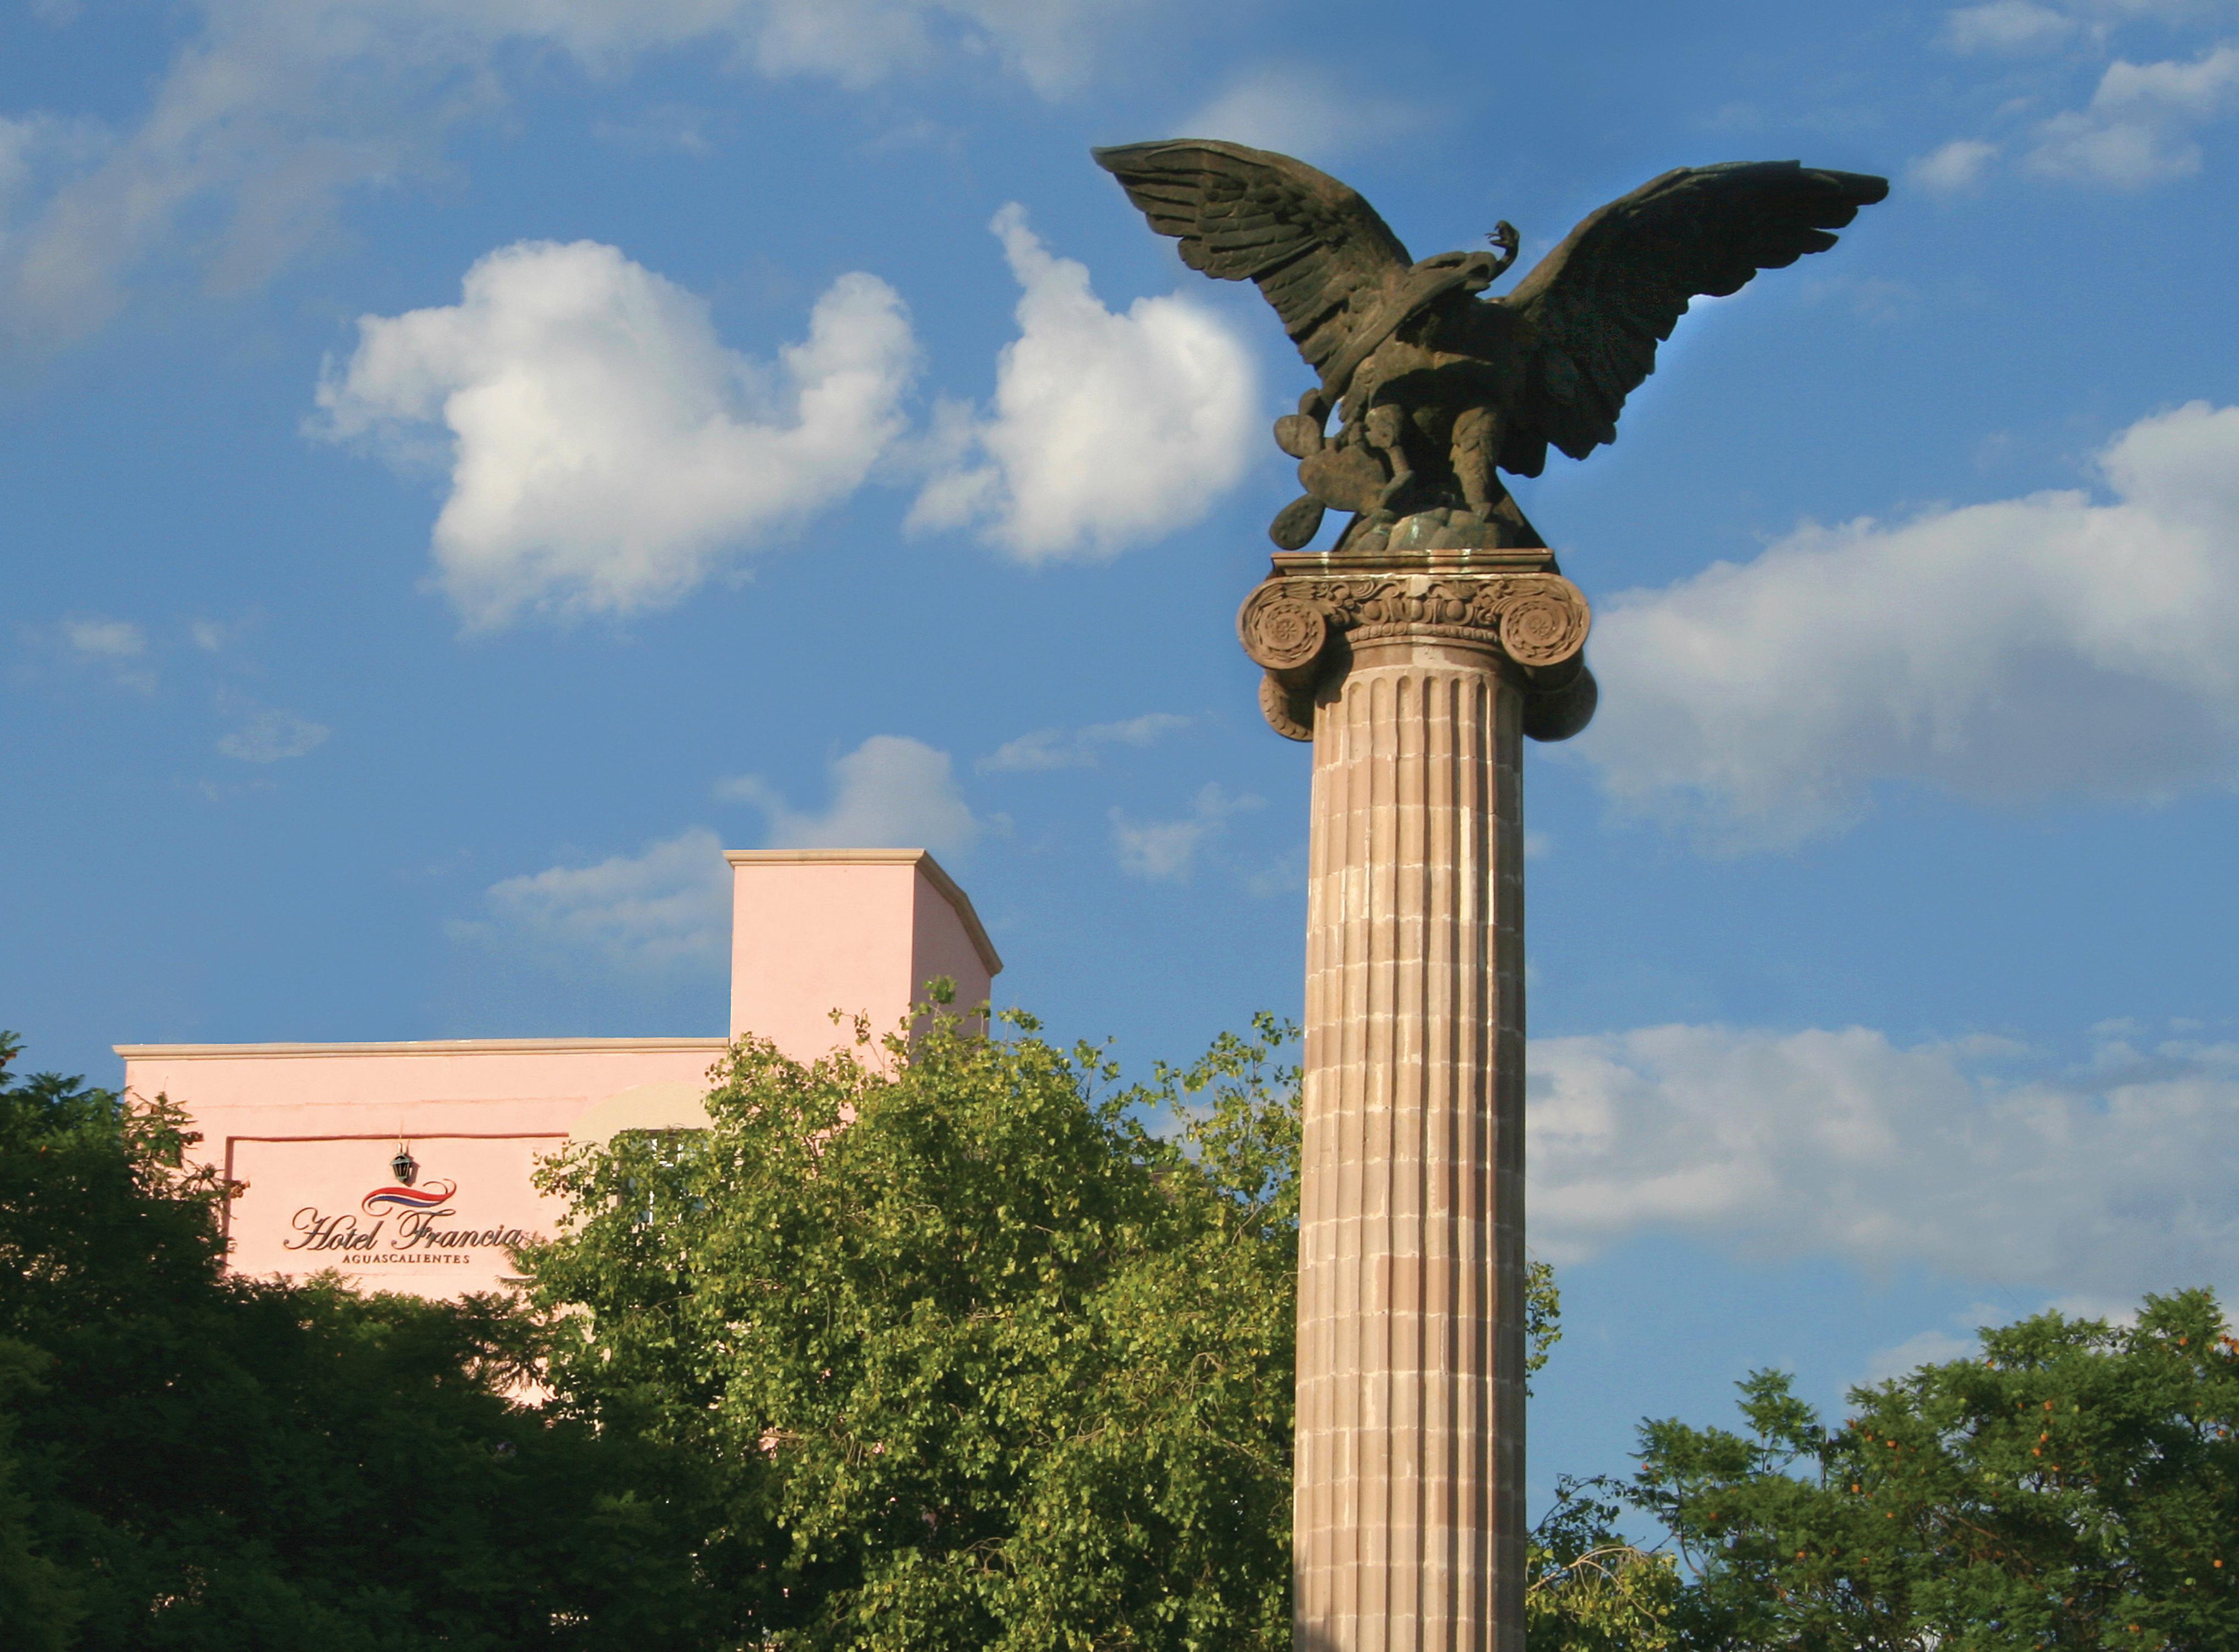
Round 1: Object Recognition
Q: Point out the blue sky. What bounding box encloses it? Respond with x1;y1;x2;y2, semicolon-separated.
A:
7;0;2239;1514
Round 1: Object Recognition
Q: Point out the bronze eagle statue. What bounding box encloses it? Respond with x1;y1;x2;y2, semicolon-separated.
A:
1092;141;1888;553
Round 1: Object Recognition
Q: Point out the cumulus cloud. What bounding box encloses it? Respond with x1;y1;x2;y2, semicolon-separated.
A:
0;0;1152;343
1943;0;2229;58
977;711;1192;773
216;704;330;763
1910;137;2001;191
1866;1326;1985;1381
45;616;155;691
1529;1020;2239;1303
1942;0;2079;53
1176;62;1421;163
1924;5;2239;193
5;6;475;343
2031;39;2239;184
0;124;25;203
909;205;1259;562
1575;400;2239;847
1244;844;1306;899
61;616;146;661
188;616;253;653
1110;781;1261;881
454;826;732;976
0;109;105;214
722;735;978;855
313;241;917;627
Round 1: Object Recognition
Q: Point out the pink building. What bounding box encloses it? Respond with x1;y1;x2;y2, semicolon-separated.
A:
117;850;999;1297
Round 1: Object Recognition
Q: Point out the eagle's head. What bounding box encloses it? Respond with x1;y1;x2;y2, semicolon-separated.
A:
1407;223;1519;301
1410;248;1503;296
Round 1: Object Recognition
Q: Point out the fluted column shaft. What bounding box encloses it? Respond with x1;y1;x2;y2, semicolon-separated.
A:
1236;545;1587;1652
1293;631;1526;1652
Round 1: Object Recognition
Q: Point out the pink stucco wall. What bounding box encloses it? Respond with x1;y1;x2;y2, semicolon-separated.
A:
117;847;1000;1299
117;1039;728;1295
728;850;1000;1058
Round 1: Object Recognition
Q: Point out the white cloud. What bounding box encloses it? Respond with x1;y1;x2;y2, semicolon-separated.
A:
216;705;329;763
313;241;917;628
0;110;102;218
457;825;731;976
1942;1;2079;53
46;615;155;691
1529;1021;2239;1302
61;617;146;660
909;204;1259;562
6;6;477;343
0;117;42;204
1910;137;2001;192
1176;62;1421;163
592;104;719;157
1575;400;2239;847
1865;1325;1986;1381
722;735;978;854
0;0;1147;345
187;616;253;652
2031;39;2239;184
1244;844;1305;898
1110;781;1261;881
978;711;1192;773
657;0;1142;96
1928;6;2239;193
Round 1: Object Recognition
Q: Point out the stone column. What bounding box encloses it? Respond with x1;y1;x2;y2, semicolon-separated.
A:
1239;541;1593;1652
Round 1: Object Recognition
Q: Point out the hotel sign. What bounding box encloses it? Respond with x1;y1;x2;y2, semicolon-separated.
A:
283;1173;539;1273
225;1134;568;1294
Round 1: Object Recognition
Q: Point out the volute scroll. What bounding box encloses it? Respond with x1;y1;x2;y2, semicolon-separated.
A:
1236;556;1595;743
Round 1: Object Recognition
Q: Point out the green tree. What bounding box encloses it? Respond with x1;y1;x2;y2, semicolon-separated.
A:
530;1010;1302;1651
0;1032;714;1651
531;1007;1593;1651
0;1335;74;1652
1526;1472;1682;1651
1631;1290;2239;1650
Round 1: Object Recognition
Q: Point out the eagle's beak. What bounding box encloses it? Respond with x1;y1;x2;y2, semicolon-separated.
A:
1486;221;1520;279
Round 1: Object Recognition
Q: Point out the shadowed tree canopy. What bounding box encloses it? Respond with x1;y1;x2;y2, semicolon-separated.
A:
0;1032;720;1652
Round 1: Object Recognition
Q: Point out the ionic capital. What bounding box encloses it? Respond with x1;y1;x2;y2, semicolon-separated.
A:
1237;547;1596;743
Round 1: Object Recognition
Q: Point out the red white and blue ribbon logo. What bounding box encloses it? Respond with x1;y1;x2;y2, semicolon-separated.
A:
362;1179;458;1214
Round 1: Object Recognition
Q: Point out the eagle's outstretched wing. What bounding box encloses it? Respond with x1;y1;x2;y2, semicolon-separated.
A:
1495;161;1889;475
1092;140;1413;385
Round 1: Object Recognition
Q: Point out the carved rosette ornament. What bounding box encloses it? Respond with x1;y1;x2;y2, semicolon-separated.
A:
1238;547;1596;743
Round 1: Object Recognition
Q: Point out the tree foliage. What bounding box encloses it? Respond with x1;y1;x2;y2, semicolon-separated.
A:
1526;1474;1682;1651
1631;1290;2239;1650
529;1010;1304;1651
4;1013;1581;1651
0;1032;712;1652
39;1006;2225;1652
528;1008;1594;1651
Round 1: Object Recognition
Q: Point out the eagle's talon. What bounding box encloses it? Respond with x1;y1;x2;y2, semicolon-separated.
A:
1273;413;1325;460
